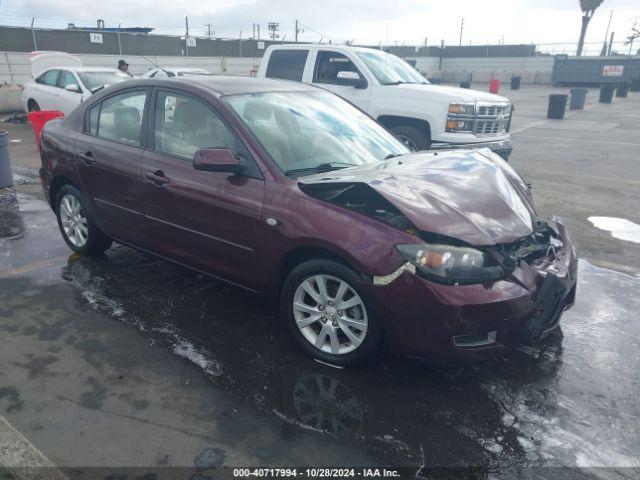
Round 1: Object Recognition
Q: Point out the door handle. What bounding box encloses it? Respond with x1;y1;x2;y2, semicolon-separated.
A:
144;170;170;185
80;151;96;165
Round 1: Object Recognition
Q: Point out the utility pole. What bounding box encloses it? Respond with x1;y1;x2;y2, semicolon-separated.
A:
117;23;122;55
31;17;38;51
601;10;613;56
295;20;303;42
459;18;464;46
204;23;213;39
268;22;280;40
185;16;189;56
607;31;614;56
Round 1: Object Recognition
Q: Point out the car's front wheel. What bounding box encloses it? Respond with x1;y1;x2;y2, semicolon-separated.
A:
390;125;430;151
55;185;112;256
281;260;383;366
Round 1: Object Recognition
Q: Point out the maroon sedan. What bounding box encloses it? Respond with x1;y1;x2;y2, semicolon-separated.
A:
39;76;577;366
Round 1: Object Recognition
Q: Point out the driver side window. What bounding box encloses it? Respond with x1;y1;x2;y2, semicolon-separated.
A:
313;52;360;85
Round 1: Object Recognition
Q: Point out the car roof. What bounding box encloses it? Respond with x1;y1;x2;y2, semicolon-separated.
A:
179;75;318;96
50;67;121;73
268;43;384;55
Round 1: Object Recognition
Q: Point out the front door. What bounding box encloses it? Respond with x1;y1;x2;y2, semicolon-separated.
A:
311;50;371;111
75;88;150;243
138;88;266;290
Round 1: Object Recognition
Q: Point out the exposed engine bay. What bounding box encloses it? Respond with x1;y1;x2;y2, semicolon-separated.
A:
300;181;562;280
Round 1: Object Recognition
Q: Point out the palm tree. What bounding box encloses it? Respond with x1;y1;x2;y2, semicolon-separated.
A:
577;0;604;56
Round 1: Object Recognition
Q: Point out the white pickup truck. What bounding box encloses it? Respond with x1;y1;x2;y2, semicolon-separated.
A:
257;44;513;159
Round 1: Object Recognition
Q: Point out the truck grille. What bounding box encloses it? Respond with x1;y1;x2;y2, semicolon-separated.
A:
475;118;509;135
478;105;511;116
475;103;512;137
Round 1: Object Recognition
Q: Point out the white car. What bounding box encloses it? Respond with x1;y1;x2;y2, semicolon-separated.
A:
141;67;211;78
258;45;513;159
21;52;130;115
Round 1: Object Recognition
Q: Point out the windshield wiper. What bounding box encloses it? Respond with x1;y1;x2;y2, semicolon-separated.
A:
284;162;357;176
90;85;106;94
385;152;410;160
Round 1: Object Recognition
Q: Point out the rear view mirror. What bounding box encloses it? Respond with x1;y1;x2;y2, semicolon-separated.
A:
65;84;81;93
336;71;366;89
193;148;245;174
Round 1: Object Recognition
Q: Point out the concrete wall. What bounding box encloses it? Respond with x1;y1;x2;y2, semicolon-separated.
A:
1;51;555;85
0;51;262;84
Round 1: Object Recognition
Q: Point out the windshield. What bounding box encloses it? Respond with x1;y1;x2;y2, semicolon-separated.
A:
224;91;408;176
357;51;428;85
79;71;130;91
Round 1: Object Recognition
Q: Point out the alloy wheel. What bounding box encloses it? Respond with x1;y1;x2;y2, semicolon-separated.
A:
59;194;88;248
292;274;368;355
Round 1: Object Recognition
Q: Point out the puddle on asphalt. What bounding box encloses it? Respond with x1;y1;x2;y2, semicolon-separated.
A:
588;216;640;244
2;192;640;473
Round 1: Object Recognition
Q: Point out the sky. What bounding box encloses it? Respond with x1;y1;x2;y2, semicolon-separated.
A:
1;0;638;51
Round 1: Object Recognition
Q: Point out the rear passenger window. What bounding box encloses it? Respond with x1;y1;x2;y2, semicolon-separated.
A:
265;50;308;82
37;70;60;86
92;90;147;146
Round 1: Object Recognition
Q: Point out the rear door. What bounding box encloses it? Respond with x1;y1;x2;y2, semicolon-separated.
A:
32;69;61;111
75;88;150;243
138;88;266;289
310;50;371;111
263;49;310;83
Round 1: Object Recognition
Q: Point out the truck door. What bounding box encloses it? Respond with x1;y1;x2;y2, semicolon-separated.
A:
310;50;371;112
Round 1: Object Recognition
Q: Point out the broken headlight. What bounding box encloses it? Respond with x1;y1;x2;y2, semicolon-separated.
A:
396;244;504;284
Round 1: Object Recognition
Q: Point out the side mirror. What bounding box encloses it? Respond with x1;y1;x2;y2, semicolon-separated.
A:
65;84;81;93
336;71;366;89
193;148;245;174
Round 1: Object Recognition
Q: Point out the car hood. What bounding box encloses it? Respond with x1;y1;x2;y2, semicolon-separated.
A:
298;149;535;246
391;83;509;103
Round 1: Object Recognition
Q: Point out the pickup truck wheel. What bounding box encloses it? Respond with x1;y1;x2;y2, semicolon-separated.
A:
281;260;383;367
55;185;112;256
27;100;40;112
390;125;430;151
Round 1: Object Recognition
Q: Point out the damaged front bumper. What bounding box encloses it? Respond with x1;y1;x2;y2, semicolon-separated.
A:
364;218;577;363
429;138;513;161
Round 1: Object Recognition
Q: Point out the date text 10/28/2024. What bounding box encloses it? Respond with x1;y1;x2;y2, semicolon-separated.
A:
233;468;401;478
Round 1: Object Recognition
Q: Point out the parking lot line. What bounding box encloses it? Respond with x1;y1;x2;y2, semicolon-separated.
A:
513;134;640;148
0;256;71;279
0;414;67;480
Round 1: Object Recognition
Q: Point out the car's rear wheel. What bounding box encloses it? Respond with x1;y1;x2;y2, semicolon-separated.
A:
390;125;430;151
281;260;383;366
27;99;40;112
55;185;112;256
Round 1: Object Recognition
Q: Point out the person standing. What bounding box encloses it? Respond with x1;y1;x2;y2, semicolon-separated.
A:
117;59;133;77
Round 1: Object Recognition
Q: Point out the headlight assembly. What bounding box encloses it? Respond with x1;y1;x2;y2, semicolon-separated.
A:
396;243;504;284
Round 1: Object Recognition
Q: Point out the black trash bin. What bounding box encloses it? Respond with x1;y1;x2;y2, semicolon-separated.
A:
616;81;630;98
569;88;588;110
0;131;13;189
547;94;568;119
460;81;471;89
599;84;615;103
510;76;522;90
630;78;640;92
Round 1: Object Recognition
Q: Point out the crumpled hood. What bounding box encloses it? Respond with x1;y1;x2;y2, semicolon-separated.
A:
299;149;536;246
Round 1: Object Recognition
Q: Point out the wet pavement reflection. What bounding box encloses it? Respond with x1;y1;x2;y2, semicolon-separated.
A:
1;190;639;474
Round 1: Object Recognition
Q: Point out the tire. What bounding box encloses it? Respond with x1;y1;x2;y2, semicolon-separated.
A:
55;185;112;256
27;99;40;112
390;125;430;151
281;259;383;367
